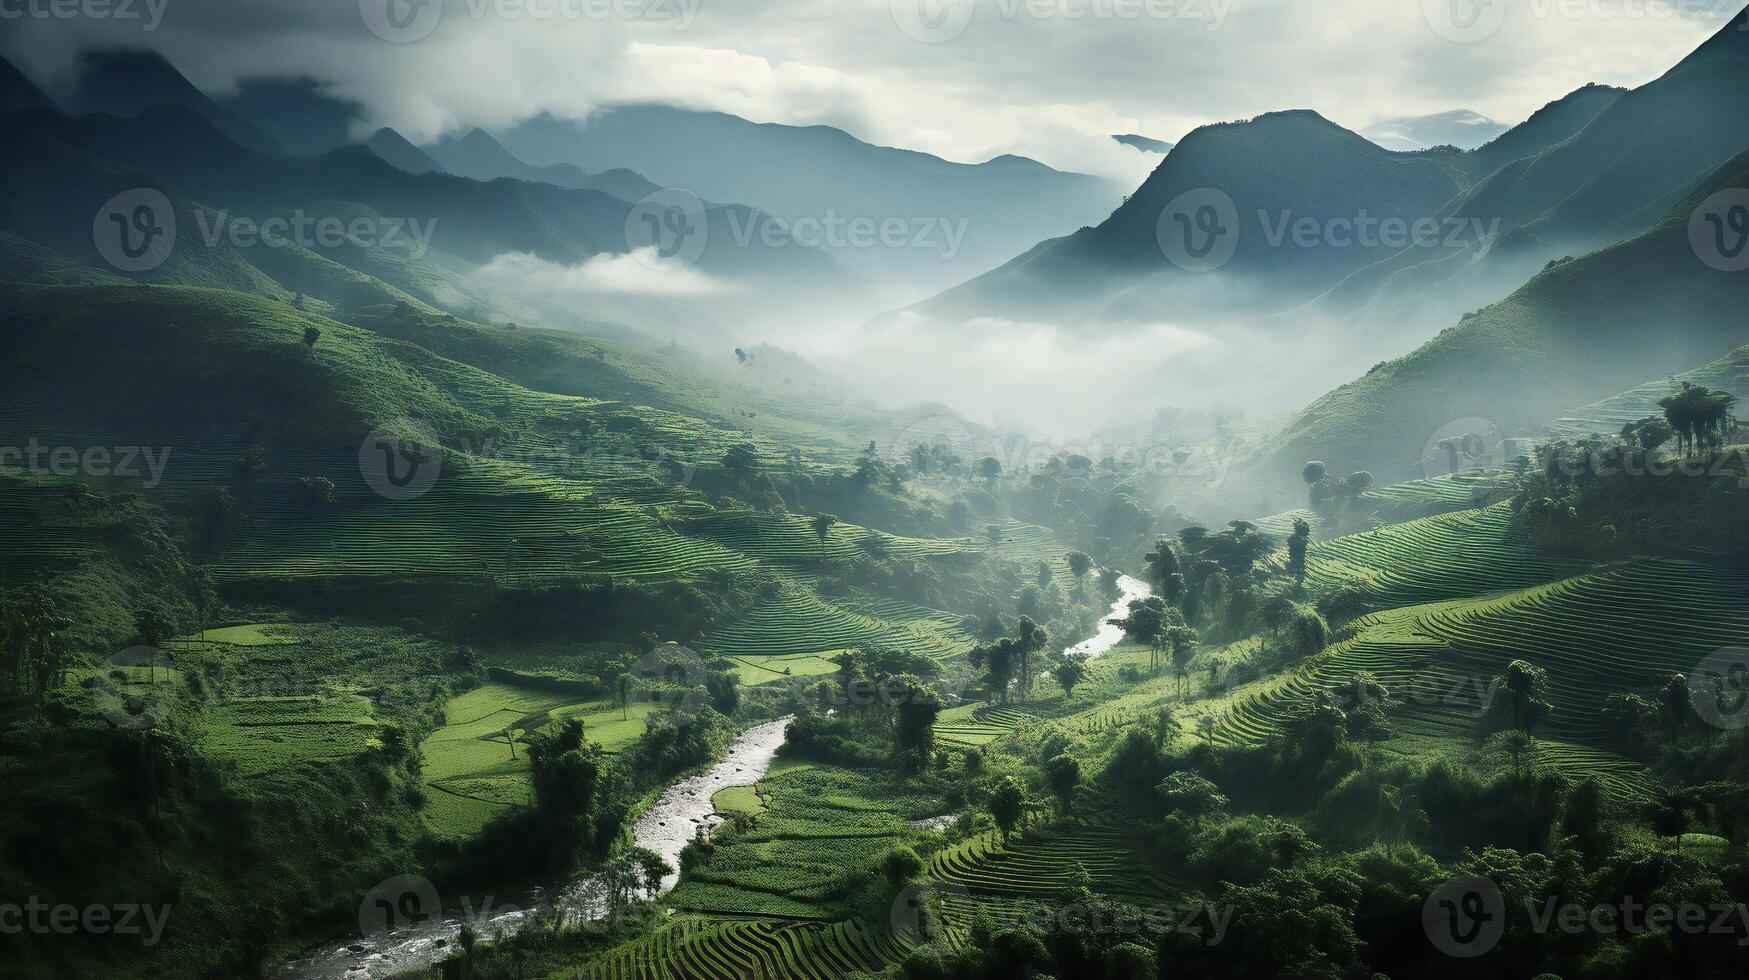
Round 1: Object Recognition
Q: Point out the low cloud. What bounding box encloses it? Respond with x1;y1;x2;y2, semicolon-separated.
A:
474;248;735;298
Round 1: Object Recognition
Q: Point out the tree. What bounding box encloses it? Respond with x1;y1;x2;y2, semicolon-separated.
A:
989;775;1025;840
1066;551;1092;581
1658;673;1699;744
1345;471;1374;496
1053;655;1088;700
1167;625;1200;698
302;326;321;349
976;456;1002;485
1156;771;1227;827
1301;460;1326;488
810;513;838;550
1044;755;1081;816
969;640;1017;703
893;677;942;774
722;443;759;475
1151;709;1182;750
1286;518;1311;588
133;607;168;685
1143;539;1182;604
1482;660;1553;737
1013;617;1048;701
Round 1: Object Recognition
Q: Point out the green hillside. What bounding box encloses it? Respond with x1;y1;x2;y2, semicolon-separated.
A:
1267;149;1749;487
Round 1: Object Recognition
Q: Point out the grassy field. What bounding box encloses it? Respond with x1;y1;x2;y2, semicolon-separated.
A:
420;681;660;840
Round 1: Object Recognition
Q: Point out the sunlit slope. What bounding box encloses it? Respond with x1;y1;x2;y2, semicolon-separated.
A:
1270;149;1749;485
1547;343;1749;440
1203;556;1749;798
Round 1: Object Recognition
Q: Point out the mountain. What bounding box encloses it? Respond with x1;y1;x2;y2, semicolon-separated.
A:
64;48;283;154
0;115;285;294
905;8;1749;338
1261;147;1749;490
1113;134;1175;154
0;53;54;114
500;105;1123;292
365;127;446;175
1319;9;1749;330
912;109;1475;325
215;76;366;156
423;127;660;201
2;103;835;279
1360;110;1508;151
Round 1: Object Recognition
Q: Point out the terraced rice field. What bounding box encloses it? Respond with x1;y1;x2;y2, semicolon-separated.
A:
1547;344;1749;441
1292;503;1585;610
683;511;974;566
934;704;1038;747
580;917;910;980
1194;558;1749;799
420;681;658;840
200;693;381;786
666;766;941;920
925;820;1184;915
704;586;972;661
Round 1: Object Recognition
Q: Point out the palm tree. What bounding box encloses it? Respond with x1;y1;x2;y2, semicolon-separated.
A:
1167;626;1200;698
1014;617;1048;702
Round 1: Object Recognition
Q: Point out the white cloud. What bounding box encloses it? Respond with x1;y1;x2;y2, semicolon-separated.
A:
2;0;1731;176
474;248;735;297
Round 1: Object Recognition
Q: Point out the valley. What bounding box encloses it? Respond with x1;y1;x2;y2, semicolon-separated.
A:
2;6;1748;980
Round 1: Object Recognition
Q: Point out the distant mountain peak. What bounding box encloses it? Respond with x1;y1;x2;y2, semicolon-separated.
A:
1667;4;1749;76
366;127;445;175
68;47;282;154
1361;109;1509;151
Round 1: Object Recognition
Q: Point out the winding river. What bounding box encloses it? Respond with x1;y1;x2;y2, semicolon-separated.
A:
274;718;792;980
1067;573;1151;660
276;571;1151;978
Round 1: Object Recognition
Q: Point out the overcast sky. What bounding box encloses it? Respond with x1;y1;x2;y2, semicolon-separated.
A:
2;0;1737;180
